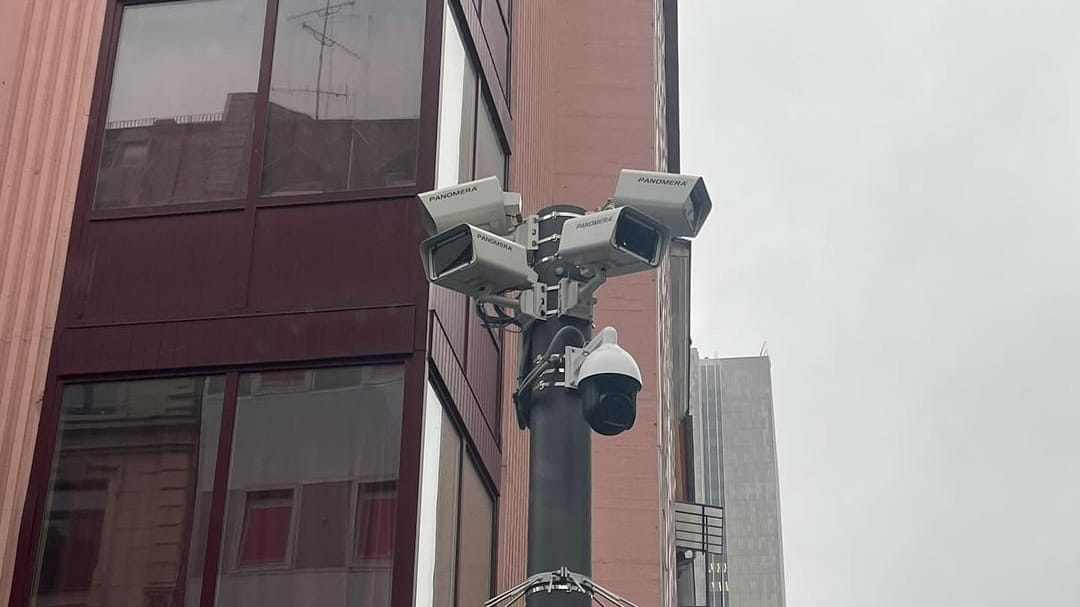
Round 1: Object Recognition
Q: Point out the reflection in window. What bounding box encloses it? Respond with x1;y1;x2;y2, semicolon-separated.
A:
261;0;426;195
456;453;494;606
93;0;265;208
30;377;224;606
36;482;106;593
432;403;462;606
436;4;478;188
424;383;495;607
355;481;398;562
215;365;404;607
474;99;507;183
238;490;295;566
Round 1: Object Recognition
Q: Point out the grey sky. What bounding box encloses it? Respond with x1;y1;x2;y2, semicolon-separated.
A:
679;0;1080;604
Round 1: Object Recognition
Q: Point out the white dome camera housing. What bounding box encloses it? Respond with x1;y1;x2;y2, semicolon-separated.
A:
570;328;642;436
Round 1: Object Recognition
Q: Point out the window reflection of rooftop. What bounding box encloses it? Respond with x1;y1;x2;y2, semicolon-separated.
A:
95;92;418;208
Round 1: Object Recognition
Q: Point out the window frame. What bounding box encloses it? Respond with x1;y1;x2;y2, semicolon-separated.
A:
83;0;431;222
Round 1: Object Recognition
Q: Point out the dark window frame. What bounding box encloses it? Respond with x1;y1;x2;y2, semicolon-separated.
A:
83;0;431;222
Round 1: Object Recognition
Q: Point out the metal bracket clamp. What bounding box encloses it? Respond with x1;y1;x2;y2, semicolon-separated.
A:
484;567;642;607
512;215;542;251
557;269;606;320
517;284;548;320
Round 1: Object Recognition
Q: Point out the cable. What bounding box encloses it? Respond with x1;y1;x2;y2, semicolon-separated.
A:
475;299;516;328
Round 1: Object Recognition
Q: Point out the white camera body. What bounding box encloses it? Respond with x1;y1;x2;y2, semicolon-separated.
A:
557;207;670;278
610;169;712;238
566;327;642;436
420;224;535;298
418;176;522;236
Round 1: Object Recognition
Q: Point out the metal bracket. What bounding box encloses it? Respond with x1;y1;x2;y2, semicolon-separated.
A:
517;284;547;320
513;215;541;251
557;270;606;320
563;327;619;388
484;567;641;607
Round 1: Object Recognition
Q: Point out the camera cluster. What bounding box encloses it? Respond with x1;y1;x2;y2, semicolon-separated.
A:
416;170;712;436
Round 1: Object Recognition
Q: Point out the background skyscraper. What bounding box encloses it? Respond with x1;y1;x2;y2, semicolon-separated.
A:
691;350;787;607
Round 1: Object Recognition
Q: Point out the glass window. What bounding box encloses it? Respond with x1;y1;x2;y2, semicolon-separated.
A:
92;0;427;209
93;0;265;209
214;365;404;607
422;383;494;607
29;376;225;606
455;455;494;606
432;404;462;607
436;5;478;188
474;99;507;183
261;0;426;195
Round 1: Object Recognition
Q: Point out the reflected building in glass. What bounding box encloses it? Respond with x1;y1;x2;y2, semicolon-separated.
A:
690;351;787;607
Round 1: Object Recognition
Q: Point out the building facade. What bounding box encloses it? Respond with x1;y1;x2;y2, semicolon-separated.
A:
494;1;687;605
0;0;685;606
0;0;513;605
688;352;787;607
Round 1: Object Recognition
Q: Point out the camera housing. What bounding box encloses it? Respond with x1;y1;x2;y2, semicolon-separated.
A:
556;207;669;278
418;176;522;236
567;327;643;436
610;169;712;238
420;224;535;298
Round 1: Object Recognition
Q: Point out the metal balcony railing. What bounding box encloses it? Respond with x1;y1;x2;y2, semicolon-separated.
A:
674;500;723;555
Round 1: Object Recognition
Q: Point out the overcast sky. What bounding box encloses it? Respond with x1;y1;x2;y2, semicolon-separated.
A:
679;0;1080;604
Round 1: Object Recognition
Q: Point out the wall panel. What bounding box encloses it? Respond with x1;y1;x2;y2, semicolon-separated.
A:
0;0;108;600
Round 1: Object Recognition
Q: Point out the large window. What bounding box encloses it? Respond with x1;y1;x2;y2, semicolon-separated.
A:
26;365;405;607
29;377;225;606
215;366;403;607
93;0;426;210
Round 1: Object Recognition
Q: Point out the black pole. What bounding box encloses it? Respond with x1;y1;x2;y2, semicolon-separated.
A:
524;206;592;607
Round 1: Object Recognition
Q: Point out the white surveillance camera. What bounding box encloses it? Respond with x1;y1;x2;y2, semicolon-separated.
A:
566;327;642;436
420;224;536;298
556;207;669;278
610;169;712;238
418;176;522;236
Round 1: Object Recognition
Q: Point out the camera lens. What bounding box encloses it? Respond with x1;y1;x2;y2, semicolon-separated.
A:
591;392;635;436
614;212;661;263
430;228;473;278
581;374;640;436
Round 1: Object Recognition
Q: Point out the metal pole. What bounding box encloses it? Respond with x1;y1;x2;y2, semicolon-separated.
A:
524;206;592;607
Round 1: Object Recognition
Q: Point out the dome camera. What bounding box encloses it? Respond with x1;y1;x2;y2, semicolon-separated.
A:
567;327;642;436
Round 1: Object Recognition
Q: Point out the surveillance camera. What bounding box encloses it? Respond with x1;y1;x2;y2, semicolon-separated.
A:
418;176;522;236
556;207;670;278
420;224;536;298
610;169;712;238
568;327;642;436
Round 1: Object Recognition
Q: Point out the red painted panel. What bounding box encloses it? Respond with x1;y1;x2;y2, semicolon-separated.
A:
54;306;415;375
247;200;416;313
465;312;501;443
75;210;249;323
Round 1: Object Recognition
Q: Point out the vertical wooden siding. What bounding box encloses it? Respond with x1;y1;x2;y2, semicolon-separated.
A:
0;0;108;600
